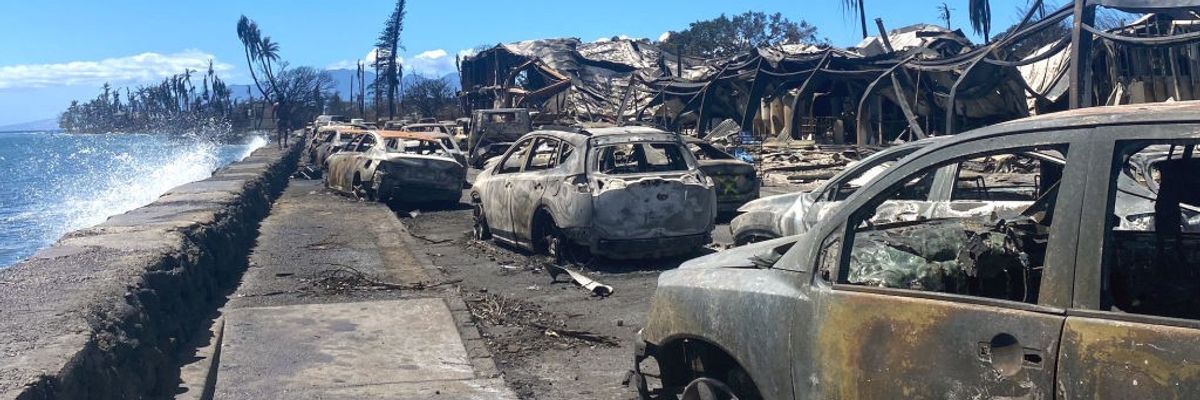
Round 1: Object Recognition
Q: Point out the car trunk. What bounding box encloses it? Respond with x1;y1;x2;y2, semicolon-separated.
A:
697;160;757;198
590;174;715;240
383;156;464;191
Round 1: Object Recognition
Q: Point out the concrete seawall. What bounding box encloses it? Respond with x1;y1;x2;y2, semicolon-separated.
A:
0;141;301;399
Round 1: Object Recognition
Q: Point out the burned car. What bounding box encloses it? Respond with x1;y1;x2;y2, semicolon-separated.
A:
324;130;466;204
466;108;532;168
684;137;759;213
631;102;1200;399
402;123;468;163
730;139;941;245
471;126;716;260
309;126;365;167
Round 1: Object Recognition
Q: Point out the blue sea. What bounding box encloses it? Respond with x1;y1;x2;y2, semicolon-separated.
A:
0;131;267;268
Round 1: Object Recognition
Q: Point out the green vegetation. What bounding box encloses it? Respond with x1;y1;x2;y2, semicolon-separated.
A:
659;11;824;58
58;62;245;134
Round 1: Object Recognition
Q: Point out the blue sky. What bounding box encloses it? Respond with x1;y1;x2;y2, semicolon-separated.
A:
0;0;1038;126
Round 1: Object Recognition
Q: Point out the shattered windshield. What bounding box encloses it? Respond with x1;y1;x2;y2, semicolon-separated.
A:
594;142;691;175
384;138;451;157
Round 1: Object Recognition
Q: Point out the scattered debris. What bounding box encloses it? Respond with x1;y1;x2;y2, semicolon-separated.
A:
301;265;460;294
463;291;619;348
544;264;614;297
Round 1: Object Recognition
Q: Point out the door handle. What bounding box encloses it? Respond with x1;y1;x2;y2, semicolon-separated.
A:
980;333;1043;378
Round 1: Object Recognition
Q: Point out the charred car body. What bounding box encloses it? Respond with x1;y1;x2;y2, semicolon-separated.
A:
309;126;365;167
466;108;532;168
471;126;716;260
684;137;759;213
730;139;940;245
631;102;1200;399
325;130;466;204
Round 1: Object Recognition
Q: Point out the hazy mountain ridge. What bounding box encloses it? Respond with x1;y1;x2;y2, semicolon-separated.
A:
0;118;61;132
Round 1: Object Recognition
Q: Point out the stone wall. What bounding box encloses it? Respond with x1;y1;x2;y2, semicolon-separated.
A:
0;141;301;399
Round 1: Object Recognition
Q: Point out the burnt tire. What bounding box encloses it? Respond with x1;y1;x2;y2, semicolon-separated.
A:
367;173;383;202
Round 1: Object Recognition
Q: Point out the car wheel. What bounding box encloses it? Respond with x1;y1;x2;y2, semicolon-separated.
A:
367;173;382;202
681;377;739;400
540;220;590;265
472;205;492;240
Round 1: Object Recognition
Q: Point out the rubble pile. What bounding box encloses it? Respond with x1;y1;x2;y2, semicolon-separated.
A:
753;144;871;190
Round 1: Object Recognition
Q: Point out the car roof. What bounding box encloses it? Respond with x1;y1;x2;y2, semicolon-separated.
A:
319;125;367;134
374;130;443;141
527;126;679;146
911;101;1200;157
477;108;527;113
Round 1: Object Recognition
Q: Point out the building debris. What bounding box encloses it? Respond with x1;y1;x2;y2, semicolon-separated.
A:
545;263;613;297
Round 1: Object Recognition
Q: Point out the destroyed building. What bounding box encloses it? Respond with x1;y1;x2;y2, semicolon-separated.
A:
460;2;1200;150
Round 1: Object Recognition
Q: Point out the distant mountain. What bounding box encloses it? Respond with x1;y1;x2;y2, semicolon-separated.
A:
228;70;461;102
0;118;60;133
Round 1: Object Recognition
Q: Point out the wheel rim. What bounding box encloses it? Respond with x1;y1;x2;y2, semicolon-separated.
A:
681;377;739;400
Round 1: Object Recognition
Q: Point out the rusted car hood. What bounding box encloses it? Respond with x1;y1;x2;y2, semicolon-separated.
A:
679;235;801;270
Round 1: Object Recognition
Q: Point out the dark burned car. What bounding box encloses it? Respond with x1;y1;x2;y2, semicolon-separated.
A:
325;130;466;204
630;102;1200;400
466;108;533;168
471;126;716;260
684;137;759;213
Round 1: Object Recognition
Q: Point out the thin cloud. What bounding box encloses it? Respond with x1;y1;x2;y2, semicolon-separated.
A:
331;48;470;77
0;50;232;90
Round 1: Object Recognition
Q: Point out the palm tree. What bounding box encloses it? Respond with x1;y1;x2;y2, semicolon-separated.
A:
938;3;953;30
969;0;992;43
236;16;270;100
841;0;869;39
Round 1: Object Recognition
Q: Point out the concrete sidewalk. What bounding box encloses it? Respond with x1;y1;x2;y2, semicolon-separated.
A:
186;179;513;399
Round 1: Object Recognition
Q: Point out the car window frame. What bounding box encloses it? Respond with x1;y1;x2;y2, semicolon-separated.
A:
1068;130;1200;329
810;132;1087;311
525;136;562;172
357;133;378;152
496;136;536;175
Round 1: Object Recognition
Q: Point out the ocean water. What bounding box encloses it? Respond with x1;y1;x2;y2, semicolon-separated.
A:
0;131;267;268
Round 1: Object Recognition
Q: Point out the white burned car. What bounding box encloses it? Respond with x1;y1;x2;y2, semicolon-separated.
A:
325;130;466;204
471;126;716;260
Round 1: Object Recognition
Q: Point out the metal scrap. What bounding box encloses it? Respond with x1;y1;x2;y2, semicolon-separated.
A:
544;263;614;297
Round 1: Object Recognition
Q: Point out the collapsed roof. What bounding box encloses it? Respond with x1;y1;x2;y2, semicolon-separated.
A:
460;2;1200;146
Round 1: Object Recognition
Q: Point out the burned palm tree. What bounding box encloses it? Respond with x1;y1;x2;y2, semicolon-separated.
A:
938;3;953;30
842;0;869;39
969;0;992;42
376;0;406;120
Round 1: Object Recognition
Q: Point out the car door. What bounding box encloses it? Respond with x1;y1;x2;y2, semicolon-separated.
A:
509;136;561;243
1056;132;1200;399
485;137;534;241
351;133;378;185
796;133;1086;399
334;135;365;192
324;135;351;190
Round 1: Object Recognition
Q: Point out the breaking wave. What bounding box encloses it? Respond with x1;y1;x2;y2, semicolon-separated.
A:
0;132;267;268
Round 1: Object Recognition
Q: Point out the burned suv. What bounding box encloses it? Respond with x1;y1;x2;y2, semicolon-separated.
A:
471;126;716;260
631;102;1200;399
